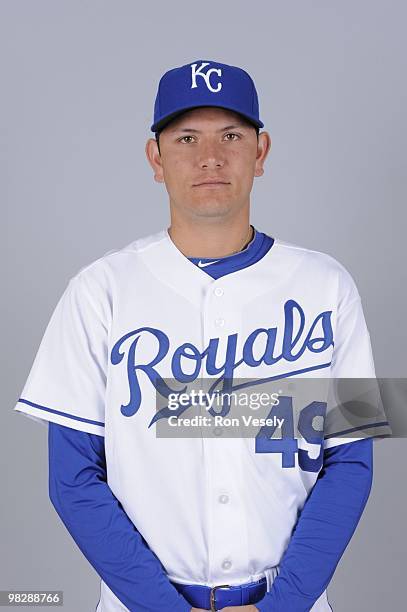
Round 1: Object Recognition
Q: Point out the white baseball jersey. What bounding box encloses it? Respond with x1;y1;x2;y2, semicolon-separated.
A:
14;228;387;612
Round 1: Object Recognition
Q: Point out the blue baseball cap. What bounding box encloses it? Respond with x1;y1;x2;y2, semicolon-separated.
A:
150;59;264;133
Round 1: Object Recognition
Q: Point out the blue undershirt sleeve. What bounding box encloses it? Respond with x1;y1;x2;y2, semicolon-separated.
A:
48;422;191;612
255;437;374;612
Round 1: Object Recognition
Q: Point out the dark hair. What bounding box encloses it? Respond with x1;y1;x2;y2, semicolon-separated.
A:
154;115;260;156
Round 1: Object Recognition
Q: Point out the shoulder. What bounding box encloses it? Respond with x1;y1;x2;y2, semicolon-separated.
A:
273;236;348;273
271;236;362;309
61;229;167;315
68;229;167;284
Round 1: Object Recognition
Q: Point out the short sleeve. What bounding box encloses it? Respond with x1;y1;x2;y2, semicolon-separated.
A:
13;272;108;436
323;271;392;449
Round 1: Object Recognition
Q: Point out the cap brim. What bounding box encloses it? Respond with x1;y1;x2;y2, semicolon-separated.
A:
151;104;264;132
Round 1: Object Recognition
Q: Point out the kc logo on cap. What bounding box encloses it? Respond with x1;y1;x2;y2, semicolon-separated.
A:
190;62;222;93
150;59;264;133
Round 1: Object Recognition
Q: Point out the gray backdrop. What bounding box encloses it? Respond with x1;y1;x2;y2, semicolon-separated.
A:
2;1;406;611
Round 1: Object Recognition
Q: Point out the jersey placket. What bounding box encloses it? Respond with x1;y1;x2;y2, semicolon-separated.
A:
200;276;250;585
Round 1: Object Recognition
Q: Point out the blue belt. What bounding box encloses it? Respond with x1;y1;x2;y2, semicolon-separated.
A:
170;577;267;611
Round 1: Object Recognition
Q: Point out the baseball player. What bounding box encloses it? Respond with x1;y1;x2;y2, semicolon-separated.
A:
13;59;391;612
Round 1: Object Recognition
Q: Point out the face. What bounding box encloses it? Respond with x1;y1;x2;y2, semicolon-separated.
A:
146;107;271;221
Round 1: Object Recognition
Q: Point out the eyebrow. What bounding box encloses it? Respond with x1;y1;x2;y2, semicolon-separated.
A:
169;124;247;134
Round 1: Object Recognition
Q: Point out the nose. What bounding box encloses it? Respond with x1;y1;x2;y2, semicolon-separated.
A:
198;141;225;169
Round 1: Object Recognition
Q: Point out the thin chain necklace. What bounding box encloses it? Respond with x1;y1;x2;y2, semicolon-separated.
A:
232;224;253;255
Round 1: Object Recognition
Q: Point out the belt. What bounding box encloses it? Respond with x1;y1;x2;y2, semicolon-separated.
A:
170;577;267;611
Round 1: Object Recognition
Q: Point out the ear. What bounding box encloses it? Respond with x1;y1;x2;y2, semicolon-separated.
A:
145;138;165;183
254;132;272;178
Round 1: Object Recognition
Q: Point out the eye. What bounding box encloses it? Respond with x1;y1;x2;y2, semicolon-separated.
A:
224;132;240;141
179;135;196;144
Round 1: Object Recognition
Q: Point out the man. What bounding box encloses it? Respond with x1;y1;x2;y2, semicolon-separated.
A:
14;59;390;611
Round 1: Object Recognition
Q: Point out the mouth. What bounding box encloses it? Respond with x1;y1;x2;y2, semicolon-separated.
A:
193;181;231;187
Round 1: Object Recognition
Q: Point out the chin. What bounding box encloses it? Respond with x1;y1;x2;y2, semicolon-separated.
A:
188;199;234;218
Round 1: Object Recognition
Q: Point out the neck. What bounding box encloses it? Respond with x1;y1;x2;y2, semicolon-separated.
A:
168;216;253;258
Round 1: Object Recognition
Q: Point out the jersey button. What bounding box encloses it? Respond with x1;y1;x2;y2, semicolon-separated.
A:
221;559;232;571
218;494;229;504
214;287;224;297
213;427;223;437
215;317;225;327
